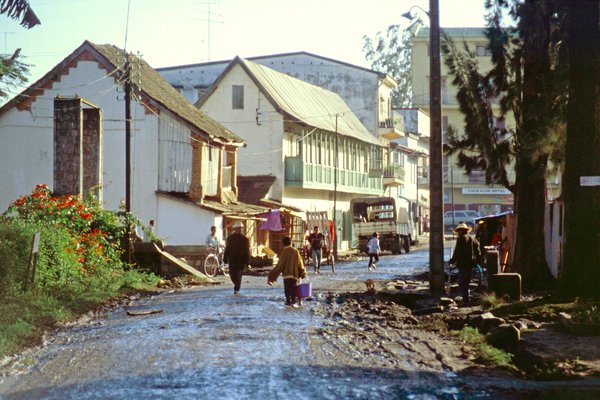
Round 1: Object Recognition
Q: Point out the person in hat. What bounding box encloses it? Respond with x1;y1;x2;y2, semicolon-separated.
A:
267;236;307;307
223;221;250;296
448;222;481;304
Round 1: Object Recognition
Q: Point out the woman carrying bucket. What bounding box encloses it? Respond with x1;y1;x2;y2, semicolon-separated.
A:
267;236;307;307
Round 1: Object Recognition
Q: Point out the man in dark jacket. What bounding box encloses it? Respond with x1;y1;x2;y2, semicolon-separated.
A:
223;221;250;296
449;222;481;304
308;226;324;274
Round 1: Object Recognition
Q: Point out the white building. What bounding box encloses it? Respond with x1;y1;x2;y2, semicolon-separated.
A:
196;57;387;250
157;51;402;141
0;41;261;246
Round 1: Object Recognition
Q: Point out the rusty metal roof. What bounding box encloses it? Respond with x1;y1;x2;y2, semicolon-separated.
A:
239;58;384;147
0;41;243;145
89;43;243;144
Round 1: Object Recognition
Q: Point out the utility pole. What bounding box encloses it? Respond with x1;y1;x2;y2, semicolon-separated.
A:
124;52;133;263
428;0;445;293
333;114;339;261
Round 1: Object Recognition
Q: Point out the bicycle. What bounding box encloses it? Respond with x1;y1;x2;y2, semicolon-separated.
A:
203;245;229;277
446;262;487;292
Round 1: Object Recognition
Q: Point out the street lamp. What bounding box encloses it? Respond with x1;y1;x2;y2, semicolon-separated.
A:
403;1;445;293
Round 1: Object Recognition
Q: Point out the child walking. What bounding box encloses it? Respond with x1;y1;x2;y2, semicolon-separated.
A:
267;236;307;307
367;232;380;271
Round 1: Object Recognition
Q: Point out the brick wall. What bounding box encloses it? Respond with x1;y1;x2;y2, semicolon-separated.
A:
54;98;83;196
54;97;102;198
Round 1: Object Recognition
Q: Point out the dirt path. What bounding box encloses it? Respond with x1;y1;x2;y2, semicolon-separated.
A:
1;249;599;399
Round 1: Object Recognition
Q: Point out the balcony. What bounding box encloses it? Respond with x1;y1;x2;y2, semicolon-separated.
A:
378;118;403;140
284;156;383;194
382;163;405;187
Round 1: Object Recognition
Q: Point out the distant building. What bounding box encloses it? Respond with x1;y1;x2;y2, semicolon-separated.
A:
157;51;402;141
411;27;516;216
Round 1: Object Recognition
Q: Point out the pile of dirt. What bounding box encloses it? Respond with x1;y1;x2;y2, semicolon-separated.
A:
310;291;496;375
313;280;600;381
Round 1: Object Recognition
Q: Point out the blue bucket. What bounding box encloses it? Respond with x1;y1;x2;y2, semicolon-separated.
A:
296;282;312;298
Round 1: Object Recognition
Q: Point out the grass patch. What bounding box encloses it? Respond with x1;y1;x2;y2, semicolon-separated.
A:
489;295;600;322
480;292;509;310
0;273;160;358
458;326;515;368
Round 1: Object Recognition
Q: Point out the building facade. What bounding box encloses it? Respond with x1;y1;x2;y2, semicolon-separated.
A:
157;51;401;141
196;57;387;250
0;41;259;246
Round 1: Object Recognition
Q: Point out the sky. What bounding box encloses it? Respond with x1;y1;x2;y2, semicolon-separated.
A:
2;0;489;94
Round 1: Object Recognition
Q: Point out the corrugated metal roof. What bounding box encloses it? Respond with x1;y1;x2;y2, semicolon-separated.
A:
238;58;384;147
90;43;243;144
0;41;243;145
416;27;487;39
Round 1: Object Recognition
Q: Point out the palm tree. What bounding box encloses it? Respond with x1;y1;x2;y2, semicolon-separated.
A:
1;0;40;28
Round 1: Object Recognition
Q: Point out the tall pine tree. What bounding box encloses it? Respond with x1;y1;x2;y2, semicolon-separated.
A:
442;0;567;289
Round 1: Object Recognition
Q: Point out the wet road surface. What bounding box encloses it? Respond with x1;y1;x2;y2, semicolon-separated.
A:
2;246;599;399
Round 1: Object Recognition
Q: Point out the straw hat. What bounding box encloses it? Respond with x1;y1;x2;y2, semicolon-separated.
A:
231;221;243;229
453;222;472;233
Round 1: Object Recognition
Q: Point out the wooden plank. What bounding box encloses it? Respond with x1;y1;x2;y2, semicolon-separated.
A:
153;243;211;280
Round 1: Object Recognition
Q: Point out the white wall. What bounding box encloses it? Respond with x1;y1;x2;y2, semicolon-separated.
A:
0;105;53;210
157;195;222;245
198;63;286;200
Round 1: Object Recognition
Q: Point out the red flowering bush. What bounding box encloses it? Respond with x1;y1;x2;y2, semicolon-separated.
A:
3;184;149;295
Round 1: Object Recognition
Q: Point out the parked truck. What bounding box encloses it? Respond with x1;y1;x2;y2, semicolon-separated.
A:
350;196;415;255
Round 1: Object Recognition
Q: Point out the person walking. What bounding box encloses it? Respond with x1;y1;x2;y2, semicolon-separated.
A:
367;232;381;271
267;236;307;307
448;222;481;304
223;221;250;296
308;226;324;274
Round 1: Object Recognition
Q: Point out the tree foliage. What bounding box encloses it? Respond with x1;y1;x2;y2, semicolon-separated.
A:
0;0;40;100
0;0;40;29
442;0;568;288
0;48;29;99
363;23;418;107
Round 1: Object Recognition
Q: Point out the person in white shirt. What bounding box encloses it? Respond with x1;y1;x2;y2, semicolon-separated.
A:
367;232;381;271
205;226;220;254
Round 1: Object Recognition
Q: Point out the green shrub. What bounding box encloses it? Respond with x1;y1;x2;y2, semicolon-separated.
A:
0;184;161;357
458;326;514;367
0;219;39;295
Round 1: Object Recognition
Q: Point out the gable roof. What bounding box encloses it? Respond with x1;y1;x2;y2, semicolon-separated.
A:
0;41;243;144
198;57;385;147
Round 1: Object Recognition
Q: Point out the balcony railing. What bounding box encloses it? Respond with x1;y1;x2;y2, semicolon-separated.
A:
383;163;405;180
284;156;383;194
382;163;405;187
379;118;394;129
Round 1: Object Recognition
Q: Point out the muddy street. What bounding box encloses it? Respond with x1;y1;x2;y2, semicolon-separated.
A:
0;247;598;399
